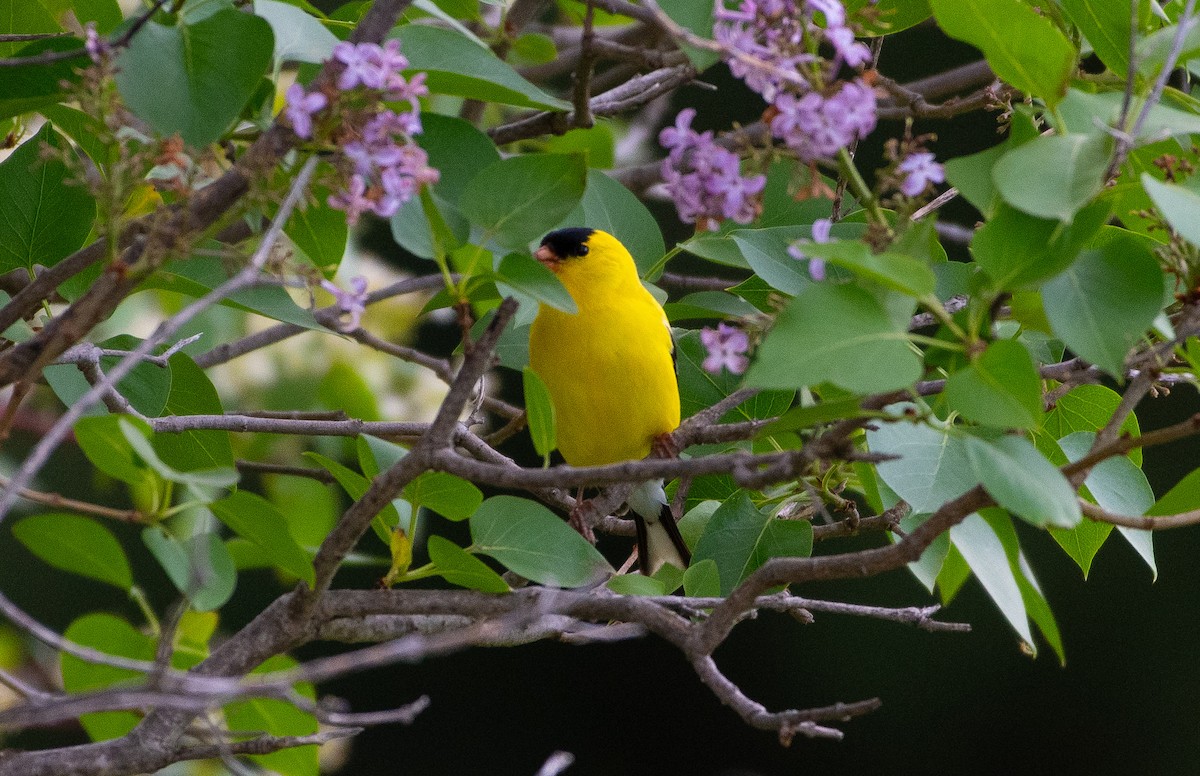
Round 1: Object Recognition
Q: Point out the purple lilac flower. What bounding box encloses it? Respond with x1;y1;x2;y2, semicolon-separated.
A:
806;0;845;27
328;175;373;226
769;79;876;161
660;109;766;227
706;152;768;223
827;26;871;68
285;84;328;140
334;42;388;90
321;276;369;332
84;22;106;63
897;151;946;196
701;324;751;375
370;39;409;81
788;217;833;280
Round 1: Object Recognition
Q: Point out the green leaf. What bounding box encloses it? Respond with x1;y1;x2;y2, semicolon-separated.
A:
153;352;236;471
897;511;951;594
867;416;978;513
408;472;482;521
759;396;864;436
964;434;1081;529
949;513;1035;647
1048;517;1111;579
460;154;588;250
607;574;668;596
1060;89;1200;141
682;558;721;598
0;0;60;55
44;335;173;419
683;234;751;269
675;331;792;422
561;169;665;276
145;257;321;330
971;200;1109;289
427;535;509;593
657;0;719;69
1137;18;1200;78
944;339;1044;429
13;513;133;591
846;0;933;35
1061;0;1134;76
746;284;922;393
359;436;483;521
469;495;612;587
980;508;1063;662
993;134;1110;222
1148;468;1200;517
495;252;577;314
143;526;237;611
391;114;500;259
396;25;569;110
801;241;937;297
0;124;95;273
254;0;338;64
285;181;348;275
37;105;109;166
1042;232;1164;376
210;491;316;586
692;492;812;596
225;655;318;776
731;227;812;295
929;0;1075;107
114;9;274;147
0;38;83;120
318;360;380;421
523;367;557;462
306;450;404;544
61;613;156;741
118;419;239;498
416;113;502;201
544;124;615;169
665;291;759;322
510;31;558;65
944;143;1006;217
74;415;157;489
1041;384;1142;466
1142;174;1200;248
1059;431;1156;579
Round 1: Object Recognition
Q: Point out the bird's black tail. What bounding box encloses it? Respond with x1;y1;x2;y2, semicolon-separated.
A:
634;502;692;575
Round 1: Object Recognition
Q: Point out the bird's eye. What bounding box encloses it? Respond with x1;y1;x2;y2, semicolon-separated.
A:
578;245;589;256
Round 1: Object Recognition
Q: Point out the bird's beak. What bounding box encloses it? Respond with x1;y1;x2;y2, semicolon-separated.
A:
534;245;562;272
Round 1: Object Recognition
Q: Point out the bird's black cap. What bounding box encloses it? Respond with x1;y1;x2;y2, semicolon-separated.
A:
540;227;594;258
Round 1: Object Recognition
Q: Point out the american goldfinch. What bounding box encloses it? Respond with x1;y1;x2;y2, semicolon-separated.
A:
528;228;691;575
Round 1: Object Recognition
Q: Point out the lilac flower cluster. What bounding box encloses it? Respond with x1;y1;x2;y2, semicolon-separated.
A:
285;40;439;225
770;79;876;162
659;109;767;229
712;0;877;162
701;323;751;375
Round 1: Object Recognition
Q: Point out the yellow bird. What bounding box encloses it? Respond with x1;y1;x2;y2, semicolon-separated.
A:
529;228;691;575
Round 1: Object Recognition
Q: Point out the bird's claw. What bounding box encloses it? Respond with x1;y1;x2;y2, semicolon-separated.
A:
651;432;680;459
569;499;597;544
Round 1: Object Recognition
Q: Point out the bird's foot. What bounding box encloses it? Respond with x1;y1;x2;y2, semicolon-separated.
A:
651;432;680;459
569;499;597;544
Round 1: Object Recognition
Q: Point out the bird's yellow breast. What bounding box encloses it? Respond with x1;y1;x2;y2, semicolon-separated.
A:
528;232;680;467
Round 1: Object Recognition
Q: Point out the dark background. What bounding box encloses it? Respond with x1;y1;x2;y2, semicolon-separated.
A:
5;13;1200;776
